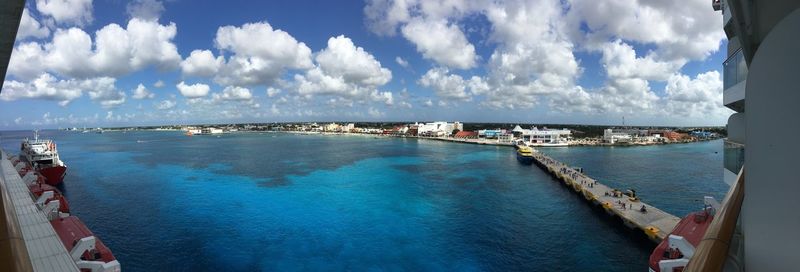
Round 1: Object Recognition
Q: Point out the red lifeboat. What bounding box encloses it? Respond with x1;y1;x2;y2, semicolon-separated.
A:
28;182;71;214
51;216;120;271
648;209;714;272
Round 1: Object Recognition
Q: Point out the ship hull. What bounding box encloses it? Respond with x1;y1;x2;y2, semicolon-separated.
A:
39;165;67;186
516;154;534;165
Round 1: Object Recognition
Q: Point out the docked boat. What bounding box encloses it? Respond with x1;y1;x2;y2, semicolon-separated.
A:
648;198;717;272
516;146;535;164
51;216;121;271
20;130;67;186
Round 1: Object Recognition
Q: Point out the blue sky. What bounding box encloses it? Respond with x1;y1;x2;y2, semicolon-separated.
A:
1;0;732;129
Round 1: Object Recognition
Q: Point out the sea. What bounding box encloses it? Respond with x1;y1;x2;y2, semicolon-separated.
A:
0;130;728;271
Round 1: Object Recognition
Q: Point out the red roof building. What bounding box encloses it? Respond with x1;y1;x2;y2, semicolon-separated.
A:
454;131;478;138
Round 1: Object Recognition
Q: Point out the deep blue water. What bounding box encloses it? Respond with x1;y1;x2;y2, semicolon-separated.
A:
0;130;727;271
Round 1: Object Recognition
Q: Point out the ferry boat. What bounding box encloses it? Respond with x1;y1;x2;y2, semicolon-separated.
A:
20;130;67;186
648;198;717;272
516;146;535;164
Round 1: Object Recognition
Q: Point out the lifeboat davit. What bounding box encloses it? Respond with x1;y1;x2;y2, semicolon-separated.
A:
28;182;71;214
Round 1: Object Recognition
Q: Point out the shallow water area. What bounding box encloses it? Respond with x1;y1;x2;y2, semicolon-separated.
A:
0;130;727;271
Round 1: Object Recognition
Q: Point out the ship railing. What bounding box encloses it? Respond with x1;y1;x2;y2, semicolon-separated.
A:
684;166;744;271
0;151;34;271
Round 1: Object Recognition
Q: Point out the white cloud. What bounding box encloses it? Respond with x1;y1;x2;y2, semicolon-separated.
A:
663;71;731;118
567;0;724;61
17;8;50;40
400;18;476;69
217;86;253;101
419;67;482;101
176;81;210;98
267;87;281;97
601;40;683;81
93;18;181;74
81;77;127;108
363;0;414;36
7;42;47;80
40;27;94;77
395;56;409;68
370;90;394;105
35;0;93;26
155;99;176;110
213;22;313;86
292;35;393;104
362;0;726;125
153;80;165;88
181;49;224;77
315;35;392;86
0;75;126;109
126;0;165;21
1;73;82;105
131;83;155;99
10;18;181;79
368;107;384;118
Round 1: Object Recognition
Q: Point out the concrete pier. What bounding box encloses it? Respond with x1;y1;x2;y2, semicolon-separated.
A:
530;150;680;242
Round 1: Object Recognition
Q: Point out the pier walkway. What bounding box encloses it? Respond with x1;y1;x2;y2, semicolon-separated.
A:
530;150;680;242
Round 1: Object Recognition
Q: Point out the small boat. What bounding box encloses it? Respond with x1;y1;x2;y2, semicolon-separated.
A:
648;200;716;272
516;146;535;165
51;216;121;271
28;182;71;214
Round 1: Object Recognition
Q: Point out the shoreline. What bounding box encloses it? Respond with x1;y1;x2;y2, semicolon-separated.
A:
277;130;721;148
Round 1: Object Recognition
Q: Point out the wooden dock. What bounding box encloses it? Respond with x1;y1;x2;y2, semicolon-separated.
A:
530;150;680;242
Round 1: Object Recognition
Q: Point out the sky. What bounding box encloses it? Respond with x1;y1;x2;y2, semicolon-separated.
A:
0;0;733;129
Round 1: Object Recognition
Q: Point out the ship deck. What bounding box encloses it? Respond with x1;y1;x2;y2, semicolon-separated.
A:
530;150;680;242
0;150;78;271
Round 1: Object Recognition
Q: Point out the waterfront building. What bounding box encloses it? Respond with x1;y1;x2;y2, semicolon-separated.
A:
513;126;572;146
323;123;340;132
416;122;461;137
690;131;715;139
454;131;478;139
477;129;505;139
602;129;633;144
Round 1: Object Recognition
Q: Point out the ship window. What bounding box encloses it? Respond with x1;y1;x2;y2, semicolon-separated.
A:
36;159;53;165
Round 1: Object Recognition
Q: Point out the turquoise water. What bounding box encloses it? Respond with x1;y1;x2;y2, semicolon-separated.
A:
0;130;727;271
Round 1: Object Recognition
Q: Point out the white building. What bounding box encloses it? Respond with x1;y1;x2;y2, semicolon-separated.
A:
602;129;632;144
416;122;462;137
515;126;571;146
323;123;340;132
